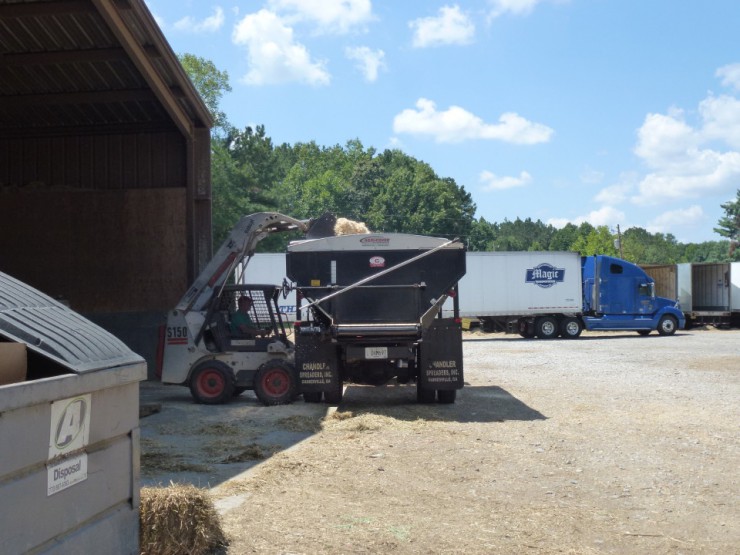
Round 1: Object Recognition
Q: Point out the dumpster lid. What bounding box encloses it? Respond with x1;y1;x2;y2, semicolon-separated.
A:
0;272;144;373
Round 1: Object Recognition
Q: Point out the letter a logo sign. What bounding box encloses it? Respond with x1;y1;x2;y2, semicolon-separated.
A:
49;394;91;459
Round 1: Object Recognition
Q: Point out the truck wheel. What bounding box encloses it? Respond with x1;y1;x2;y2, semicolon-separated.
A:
657;315;678;336
437;389;457;404
189;361;235;405
535;316;559;339
303;391;322;403
560;317;582;339
254;360;297;405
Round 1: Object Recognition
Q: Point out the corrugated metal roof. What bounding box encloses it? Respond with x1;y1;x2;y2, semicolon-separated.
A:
0;270;144;373
0;0;212;137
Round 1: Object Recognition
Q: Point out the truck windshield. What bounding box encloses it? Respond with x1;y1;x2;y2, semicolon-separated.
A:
638;283;655;298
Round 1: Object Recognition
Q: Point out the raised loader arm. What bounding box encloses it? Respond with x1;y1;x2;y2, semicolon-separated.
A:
175;212;309;314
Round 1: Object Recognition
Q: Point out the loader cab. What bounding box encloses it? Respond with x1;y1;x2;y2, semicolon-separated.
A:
203;284;290;352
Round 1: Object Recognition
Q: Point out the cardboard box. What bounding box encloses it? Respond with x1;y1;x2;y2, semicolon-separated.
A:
0;343;27;386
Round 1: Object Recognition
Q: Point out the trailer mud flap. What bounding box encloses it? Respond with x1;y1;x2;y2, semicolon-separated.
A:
419;318;463;390
295;331;339;393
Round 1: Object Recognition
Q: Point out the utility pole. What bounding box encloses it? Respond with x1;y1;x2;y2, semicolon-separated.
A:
615;224;624;259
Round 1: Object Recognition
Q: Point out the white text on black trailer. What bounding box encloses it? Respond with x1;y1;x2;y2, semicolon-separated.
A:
159;212;310;405
286;232;467;404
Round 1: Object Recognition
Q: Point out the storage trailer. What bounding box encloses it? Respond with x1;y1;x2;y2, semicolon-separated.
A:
641;262;740;327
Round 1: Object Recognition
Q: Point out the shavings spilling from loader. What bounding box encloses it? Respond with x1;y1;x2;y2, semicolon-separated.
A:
140;484;227;555
334;217;369;235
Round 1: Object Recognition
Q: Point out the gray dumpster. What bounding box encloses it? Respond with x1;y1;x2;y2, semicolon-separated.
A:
0;271;146;554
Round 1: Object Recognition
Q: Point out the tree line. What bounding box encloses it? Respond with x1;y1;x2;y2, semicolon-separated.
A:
181;54;740;265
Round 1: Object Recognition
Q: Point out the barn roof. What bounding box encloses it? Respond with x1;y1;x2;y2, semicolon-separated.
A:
0;0;213;139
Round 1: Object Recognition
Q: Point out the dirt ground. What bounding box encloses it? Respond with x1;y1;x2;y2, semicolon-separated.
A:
139;328;740;554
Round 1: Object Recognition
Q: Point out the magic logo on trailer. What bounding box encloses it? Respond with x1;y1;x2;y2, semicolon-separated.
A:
526;263;565;288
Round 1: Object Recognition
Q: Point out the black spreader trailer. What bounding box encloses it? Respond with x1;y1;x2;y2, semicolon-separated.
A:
286;232;467;404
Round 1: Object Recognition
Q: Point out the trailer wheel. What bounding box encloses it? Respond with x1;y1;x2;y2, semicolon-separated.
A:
437;389;457;404
417;384;436;404
518;319;535;338
560;317;582;339
303;391;322;403
254;360;297;405
657;315;678;336
324;380;344;405
535;316;559;339
189;361;235;405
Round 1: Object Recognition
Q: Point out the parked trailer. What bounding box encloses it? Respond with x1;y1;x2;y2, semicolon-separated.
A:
641;262;740;327
447;251;684;338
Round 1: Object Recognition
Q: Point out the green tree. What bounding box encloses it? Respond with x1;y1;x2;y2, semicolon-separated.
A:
178;53;232;135
571;226;618;256
714;189;740;258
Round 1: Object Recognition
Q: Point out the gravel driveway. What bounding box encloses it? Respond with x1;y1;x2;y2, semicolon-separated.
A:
140;328;740;553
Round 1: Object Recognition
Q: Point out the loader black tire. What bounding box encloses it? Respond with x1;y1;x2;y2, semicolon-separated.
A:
190;361;235;405
254;360;297;406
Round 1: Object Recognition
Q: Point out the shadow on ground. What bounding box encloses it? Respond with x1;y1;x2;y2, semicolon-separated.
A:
138;379;545;489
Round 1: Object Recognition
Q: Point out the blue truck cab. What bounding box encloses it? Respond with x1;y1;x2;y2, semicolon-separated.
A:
581;255;685;335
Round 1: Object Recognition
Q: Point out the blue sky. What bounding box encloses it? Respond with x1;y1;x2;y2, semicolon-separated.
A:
144;0;740;244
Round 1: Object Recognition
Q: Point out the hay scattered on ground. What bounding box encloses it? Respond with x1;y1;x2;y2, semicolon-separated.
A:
277;414;323;432
221;443;267;463
334;217;370;235
140;484;227;555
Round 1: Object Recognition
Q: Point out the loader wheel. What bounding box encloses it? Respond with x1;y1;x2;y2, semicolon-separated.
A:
535;316;559;339
657;315;678;336
437;389;457;404
254;360;297;406
560;317;583;339
190;361;235;405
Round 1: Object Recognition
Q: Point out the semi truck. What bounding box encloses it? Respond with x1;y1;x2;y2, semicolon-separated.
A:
159;212;467;405
452;251;685;338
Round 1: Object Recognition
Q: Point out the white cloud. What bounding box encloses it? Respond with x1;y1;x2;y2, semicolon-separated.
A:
345;46;386;82
410;5;475;48
647;205;705;234
232;10;330;86
716;63;740;91
699;94;740;149
632;94;740;205
393;98;554;144
580;168;605;185
547;206;625;229
174;7;225;33
594;183;633;205
480;170;532;191
488;0;542;18
268;0;373;34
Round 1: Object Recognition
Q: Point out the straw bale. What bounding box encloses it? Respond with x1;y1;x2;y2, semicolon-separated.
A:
140;484;227;555
334;217;370;235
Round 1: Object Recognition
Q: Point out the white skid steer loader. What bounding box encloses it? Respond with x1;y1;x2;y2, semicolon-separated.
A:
159;212;316;405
